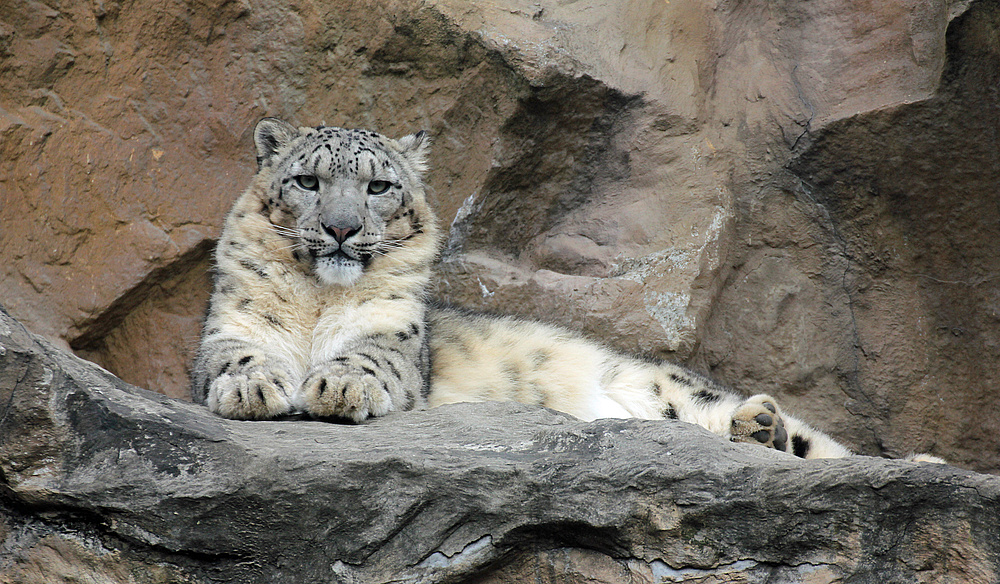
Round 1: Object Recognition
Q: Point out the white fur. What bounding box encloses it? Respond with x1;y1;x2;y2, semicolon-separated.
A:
315;260;364;286
194;120;946;464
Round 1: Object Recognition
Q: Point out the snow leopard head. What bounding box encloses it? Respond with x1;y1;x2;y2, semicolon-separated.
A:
251;118;439;286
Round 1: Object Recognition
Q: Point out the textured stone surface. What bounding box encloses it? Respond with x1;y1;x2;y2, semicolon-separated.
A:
3;307;1000;583
781;0;1000;473
0;0;997;473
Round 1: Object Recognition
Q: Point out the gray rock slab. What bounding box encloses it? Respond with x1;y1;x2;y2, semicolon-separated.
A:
1;306;998;583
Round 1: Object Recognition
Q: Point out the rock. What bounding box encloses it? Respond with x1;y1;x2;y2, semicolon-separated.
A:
779;0;1000;473
0;0;997;470
4;0;1000;580
3;307;1000;583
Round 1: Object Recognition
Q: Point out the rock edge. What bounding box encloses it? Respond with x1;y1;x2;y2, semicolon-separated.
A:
1;306;998;583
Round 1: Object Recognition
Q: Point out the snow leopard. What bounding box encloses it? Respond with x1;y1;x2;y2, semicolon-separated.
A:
190;117;941;462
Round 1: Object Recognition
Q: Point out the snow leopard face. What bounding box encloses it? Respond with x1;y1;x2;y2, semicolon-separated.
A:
253;118;433;286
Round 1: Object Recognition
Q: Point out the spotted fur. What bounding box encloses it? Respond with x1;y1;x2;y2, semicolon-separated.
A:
191;119;436;421
192;118;943;463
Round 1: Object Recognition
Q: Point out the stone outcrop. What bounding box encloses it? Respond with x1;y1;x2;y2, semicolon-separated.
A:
2;0;999;473
3;307;1000;583
3;1;1000;579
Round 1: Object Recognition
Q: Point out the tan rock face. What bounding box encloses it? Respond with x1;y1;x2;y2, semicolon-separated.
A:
1;0;997;472
782;0;1000;471
0;534;188;584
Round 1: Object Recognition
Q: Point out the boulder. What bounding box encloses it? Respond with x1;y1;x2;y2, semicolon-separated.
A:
3;308;1000;583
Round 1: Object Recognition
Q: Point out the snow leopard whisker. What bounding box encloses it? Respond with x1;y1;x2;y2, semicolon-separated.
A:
374;246;413;259
263;224;303;238
274;242;308;254
368;249;409;265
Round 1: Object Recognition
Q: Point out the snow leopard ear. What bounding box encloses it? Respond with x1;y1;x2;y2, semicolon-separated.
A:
396;130;430;174
254;118;299;169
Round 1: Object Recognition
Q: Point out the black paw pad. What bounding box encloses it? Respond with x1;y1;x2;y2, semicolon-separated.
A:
773;419;788;452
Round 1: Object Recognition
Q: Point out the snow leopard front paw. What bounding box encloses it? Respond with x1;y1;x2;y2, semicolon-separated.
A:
300;358;394;423
730;394;788;453
207;355;295;420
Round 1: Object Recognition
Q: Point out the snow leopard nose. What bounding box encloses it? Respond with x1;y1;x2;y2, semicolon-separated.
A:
322;222;360;244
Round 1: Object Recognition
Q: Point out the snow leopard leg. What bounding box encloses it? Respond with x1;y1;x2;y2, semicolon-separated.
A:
299;322;430;423
729;394;853;458
650;363;852;459
193;336;298;420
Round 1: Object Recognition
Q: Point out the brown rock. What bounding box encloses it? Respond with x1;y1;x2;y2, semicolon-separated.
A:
72;241;213;401
729;0;1000;470
0;0;997;479
0;533;189;584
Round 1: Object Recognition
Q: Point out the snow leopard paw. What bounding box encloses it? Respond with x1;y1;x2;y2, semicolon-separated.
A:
730;394;789;453
207;353;295;420
300;358;394;423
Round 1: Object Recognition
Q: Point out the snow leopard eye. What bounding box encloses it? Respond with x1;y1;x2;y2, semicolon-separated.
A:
294;175;319;191
367;180;391;195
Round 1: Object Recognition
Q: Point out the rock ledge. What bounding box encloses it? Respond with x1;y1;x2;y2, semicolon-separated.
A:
1;306;998;583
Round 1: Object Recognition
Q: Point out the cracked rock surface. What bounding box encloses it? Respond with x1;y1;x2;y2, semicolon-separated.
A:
3;308;1000;583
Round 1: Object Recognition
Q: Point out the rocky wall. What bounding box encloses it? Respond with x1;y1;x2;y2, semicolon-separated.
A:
1;0;997;476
